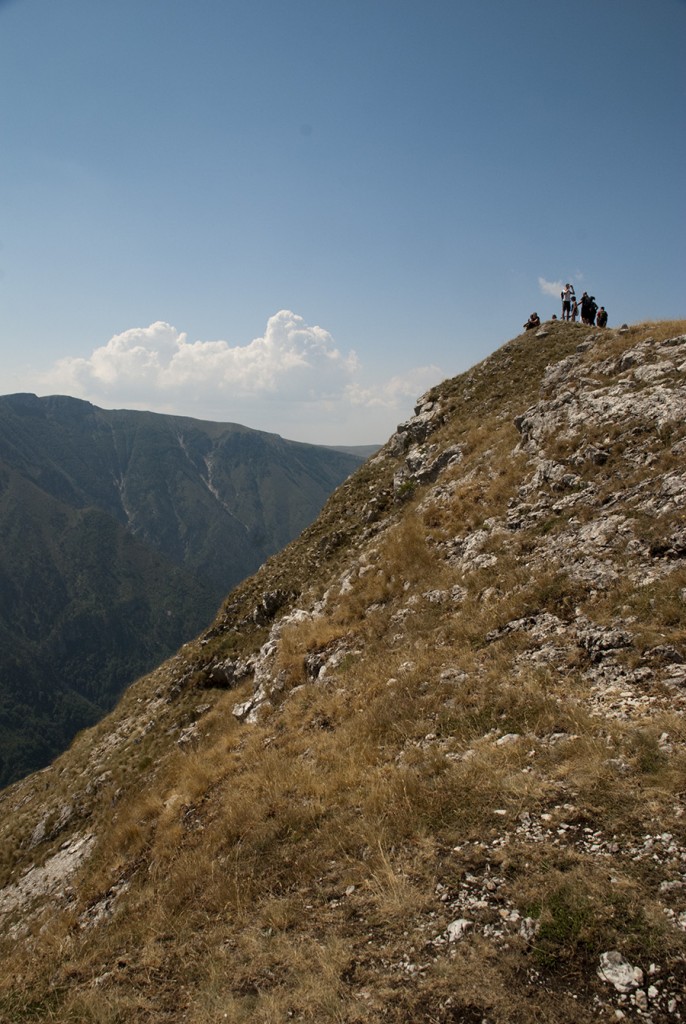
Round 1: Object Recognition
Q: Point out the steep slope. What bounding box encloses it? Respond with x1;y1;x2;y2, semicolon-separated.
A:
0;320;685;1023
0;396;361;785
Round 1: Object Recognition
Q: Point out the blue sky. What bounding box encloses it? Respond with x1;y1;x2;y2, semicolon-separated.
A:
1;0;684;444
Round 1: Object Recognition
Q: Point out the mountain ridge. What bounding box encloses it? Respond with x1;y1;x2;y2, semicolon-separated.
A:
0;319;685;1022
0;397;362;785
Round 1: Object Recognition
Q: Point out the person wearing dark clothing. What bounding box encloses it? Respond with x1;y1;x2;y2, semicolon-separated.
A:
579;292;592;324
596;306;608;327
523;312;541;331
588;296;598;326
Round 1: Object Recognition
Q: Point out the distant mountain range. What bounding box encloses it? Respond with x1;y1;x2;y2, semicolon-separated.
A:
0;393;363;785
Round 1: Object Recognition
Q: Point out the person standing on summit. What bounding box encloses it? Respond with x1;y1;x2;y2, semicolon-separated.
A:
579;291;592;324
561;283;575;321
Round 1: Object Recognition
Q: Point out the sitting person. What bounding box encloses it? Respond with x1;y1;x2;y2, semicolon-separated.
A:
523;312;541;331
596;306;608;327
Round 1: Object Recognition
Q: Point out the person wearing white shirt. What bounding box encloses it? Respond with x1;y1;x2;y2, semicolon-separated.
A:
561;283;575;321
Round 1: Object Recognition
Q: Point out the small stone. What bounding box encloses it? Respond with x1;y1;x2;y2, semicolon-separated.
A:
496;733;520;746
633;989;648;1011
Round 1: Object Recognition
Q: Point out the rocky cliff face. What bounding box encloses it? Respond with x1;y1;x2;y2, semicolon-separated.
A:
0;320;684;1023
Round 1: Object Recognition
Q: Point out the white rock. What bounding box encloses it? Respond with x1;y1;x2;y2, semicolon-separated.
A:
597;951;644;993
446;918;472;942
633;989;648;1011
496;733;520;746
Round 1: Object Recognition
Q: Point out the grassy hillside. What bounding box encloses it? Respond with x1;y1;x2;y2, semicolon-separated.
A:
0;320;684;1022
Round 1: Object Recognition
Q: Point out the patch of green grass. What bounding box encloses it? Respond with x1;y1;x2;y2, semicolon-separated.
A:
531;883;595;968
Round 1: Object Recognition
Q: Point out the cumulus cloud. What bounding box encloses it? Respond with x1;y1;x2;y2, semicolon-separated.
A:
47;311;359;402
36;311;443;444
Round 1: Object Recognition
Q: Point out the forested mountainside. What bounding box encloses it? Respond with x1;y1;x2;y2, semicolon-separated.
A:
0;396;361;786
0;320;685;1023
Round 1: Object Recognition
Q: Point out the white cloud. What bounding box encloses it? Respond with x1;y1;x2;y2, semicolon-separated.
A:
345;365;442;409
538;276;564;297
538;274;585;298
36;311;444;445
47;311;359;401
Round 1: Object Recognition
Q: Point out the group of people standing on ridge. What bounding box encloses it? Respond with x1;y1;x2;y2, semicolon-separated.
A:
523;283;608;332
560;283;607;327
